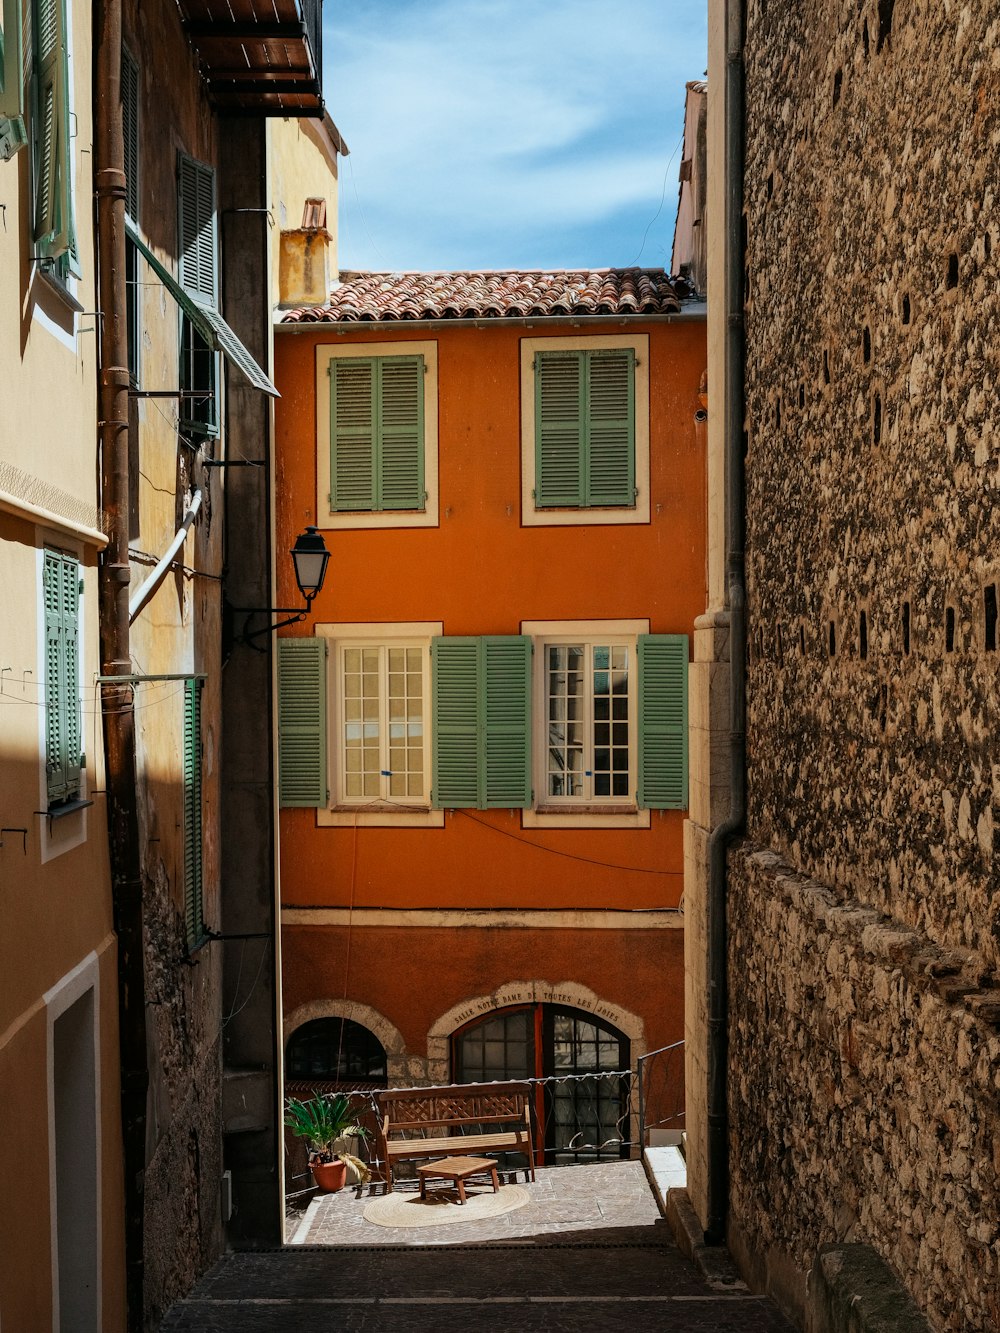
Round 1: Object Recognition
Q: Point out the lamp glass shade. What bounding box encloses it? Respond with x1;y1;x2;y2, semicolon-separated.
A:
290;526;330;601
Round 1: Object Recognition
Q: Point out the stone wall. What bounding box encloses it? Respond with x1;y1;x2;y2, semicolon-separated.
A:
731;0;1000;1327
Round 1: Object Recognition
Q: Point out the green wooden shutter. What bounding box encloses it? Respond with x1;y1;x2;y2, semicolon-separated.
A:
121;45;138;220
0;0;27;156
637;634;688;810
178;153;216;304
431;637;480;808
433;636;531;809
377;355;425;511
330;358;376;511
277;637;328;807
586;349;635;506
33;0;72;259
535;351;583;506
43;550;81;804
183;677;203;950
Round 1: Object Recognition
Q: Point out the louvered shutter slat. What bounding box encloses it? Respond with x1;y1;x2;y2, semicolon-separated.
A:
378;356;424;511
482;637;532;808
178;154;216;305
331;359;376;510
183;678;203;948
535;352;583;506
121;47;139;220
278;638;327;806
587;350;635;506
431;638;480;808
637;634;688;809
43;551;80;802
0;0;25;122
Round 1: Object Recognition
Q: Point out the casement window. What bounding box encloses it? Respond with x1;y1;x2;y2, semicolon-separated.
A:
177;153;219;435
27;0;78;278
523;621;688;827
317;342;440;530
276;625;687;825
43;549;82;807
521;334;650;526
183;677;204;951
0;0;28;159
122;44;140;387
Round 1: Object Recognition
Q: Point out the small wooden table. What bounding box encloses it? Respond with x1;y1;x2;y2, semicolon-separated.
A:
417;1155;501;1204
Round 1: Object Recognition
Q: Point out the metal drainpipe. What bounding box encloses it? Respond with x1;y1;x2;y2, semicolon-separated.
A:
95;0;148;1324
705;0;747;1248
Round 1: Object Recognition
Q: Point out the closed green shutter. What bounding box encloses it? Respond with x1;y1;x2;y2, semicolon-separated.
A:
178;153;216;304
330;358;376;511
637;634;688;810
535;348;635;508
330;355;425;513
121;45;138;221
535;351;583;506
587;349;635;506
277;637;328;807
33;0;72;261
432;636;531;809
183;677;203;950
43;549;81;804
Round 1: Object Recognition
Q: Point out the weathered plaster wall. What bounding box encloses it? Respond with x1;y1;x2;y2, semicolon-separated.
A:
730;1;1000;1328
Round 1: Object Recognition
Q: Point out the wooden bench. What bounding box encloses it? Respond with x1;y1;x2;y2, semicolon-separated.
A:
378;1082;536;1191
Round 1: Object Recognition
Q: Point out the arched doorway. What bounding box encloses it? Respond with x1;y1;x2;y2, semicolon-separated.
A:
285;1017;388;1092
452;1004;629;1165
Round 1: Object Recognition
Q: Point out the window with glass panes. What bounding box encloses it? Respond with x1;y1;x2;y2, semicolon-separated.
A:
545;639;632;802
340;642;427;803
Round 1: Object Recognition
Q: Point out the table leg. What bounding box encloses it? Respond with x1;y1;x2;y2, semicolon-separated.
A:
489;1165;499;1193
457;1178;467;1204
419;1177;426;1201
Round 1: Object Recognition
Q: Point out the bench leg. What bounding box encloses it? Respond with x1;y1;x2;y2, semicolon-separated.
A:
489;1165;499;1194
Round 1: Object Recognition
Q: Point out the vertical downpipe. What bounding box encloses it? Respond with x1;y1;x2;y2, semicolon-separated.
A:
95;0;148;1325
705;0;747;1247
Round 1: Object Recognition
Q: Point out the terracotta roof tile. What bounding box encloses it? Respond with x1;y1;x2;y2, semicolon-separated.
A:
280;267;692;324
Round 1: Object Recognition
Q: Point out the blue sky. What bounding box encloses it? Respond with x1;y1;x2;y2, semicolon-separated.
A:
325;0;707;272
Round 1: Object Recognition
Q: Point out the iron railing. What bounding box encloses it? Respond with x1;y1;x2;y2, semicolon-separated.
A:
636;1040;685;1147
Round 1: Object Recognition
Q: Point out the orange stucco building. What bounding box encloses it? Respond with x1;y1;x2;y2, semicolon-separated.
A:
271;266;706;1162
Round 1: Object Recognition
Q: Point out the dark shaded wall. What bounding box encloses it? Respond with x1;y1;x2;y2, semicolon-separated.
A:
729;1;1000;1328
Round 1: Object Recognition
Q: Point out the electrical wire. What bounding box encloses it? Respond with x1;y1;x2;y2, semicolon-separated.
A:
628;131;684;267
454;807;683;878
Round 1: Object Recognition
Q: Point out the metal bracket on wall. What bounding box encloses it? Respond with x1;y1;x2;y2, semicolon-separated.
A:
0;828;28;854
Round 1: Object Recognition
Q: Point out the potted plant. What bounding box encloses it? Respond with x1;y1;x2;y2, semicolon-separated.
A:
284;1093;372;1193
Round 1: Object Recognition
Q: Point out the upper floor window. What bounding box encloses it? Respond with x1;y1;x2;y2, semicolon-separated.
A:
43;548;82;807
0;0;28;159
122;43;140;387
183;677;205;951
316;341;439;530
177;152;218;435
28;0;78;281
520;334;650;527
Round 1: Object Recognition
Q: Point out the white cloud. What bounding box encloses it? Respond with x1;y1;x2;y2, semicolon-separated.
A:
326;0;706;270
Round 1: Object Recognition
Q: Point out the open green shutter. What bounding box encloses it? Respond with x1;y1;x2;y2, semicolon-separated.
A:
43;550;80;803
121;45;138;220
178;153;216;304
377;355;425;511
0;0;28;159
637;634;688;809
586;349;635;506
183;677;203;949
33;0;71;258
482;637;532;807
278;637;327;807
432;637;480;808
535;351;583;506
330;358;376;510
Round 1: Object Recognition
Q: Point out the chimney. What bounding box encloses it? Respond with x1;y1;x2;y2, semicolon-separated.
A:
279;198;331;307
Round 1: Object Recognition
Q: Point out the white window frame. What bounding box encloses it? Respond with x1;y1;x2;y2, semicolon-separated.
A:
317;621;444;827
522;619;650;828
520;333;650;527
316;340;439;530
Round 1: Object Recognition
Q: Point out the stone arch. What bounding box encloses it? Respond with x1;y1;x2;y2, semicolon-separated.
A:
282;999;414;1084
425;980;646;1086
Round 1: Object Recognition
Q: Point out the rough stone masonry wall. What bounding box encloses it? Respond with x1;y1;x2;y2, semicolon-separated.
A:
732;0;1000;1327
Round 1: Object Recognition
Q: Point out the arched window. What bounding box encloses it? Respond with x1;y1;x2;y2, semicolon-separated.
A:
285;1018;387;1086
452;1004;628;1164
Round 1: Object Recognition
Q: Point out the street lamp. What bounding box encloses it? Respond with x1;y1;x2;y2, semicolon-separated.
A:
227;525;331;643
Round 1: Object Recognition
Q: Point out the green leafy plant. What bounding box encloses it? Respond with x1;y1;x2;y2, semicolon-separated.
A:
283;1094;371;1182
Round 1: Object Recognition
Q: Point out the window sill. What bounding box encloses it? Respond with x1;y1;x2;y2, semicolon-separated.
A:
522;806;651;829
320;508;438;531
521;503;649;527
44;797;94;821
318;806;444;828
34;264;85;314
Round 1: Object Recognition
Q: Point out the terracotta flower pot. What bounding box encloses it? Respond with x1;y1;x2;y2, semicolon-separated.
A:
311;1158;348;1193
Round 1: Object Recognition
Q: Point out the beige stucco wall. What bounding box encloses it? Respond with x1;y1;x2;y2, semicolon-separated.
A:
268;113;342;307
0;0;127;1322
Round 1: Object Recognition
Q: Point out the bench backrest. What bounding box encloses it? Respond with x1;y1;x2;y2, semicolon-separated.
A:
379;1082;531;1131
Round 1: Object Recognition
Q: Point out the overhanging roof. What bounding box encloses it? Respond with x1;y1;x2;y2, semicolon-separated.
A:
176;0;324;117
126;218;278;396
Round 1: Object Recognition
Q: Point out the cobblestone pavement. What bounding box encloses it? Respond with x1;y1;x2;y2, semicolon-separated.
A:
162;1162;798;1331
